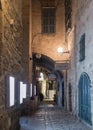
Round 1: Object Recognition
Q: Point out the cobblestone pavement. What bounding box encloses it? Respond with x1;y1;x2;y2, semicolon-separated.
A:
20;104;91;130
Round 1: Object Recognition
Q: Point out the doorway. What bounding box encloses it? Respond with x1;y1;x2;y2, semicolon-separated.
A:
68;83;72;112
78;73;91;125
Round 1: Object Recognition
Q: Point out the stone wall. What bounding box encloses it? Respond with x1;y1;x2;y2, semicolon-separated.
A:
0;0;31;130
22;0;30;84
63;0;77;113
22;0;33;96
75;0;93;126
67;0;93;127
29;0;33;87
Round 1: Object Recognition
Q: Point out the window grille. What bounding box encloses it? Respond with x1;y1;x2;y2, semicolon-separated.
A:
42;7;56;34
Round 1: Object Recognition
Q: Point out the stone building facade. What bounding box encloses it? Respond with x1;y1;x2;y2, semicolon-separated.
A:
67;0;93;128
32;0;68;61
0;0;32;129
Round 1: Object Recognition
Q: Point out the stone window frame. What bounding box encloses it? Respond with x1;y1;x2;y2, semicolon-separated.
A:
41;7;56;34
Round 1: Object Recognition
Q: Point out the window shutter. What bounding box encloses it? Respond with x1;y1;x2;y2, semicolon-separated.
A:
79;33;85;61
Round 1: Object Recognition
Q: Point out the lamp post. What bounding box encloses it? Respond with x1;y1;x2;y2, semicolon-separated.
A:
55;47;70;70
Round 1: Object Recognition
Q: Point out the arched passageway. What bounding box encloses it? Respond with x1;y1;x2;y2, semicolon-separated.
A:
32;53;64;106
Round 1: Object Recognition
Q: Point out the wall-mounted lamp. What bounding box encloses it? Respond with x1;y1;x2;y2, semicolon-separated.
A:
57;47;69;54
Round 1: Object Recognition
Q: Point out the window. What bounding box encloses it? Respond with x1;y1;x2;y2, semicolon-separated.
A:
42;7;56;34
20;82;27;104
9;76;15;106
79;33;85;61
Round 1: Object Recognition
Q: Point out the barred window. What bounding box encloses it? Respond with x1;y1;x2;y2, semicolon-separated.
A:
42;7;56;34
79;33;85;61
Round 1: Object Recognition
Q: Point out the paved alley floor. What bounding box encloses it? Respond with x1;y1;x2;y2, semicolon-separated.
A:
20;104;91;130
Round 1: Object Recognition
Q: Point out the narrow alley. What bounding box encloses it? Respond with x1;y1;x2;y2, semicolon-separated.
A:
1;0;93;130
20;103;91;130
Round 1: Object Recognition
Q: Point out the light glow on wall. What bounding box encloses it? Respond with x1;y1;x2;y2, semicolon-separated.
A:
30;84;32;97
9;76;15;106
57;47;63;53
34;85;36;95
39;72;44;81
20;82;27;104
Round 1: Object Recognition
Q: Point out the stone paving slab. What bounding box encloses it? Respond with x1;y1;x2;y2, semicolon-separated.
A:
20;105;91;130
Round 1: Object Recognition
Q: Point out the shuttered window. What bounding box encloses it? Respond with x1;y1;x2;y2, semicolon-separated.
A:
42;7;56;34
79;33;85;61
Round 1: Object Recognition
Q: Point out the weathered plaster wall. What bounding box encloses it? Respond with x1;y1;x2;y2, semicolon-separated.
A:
75;1;93;126
67;0;93;127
